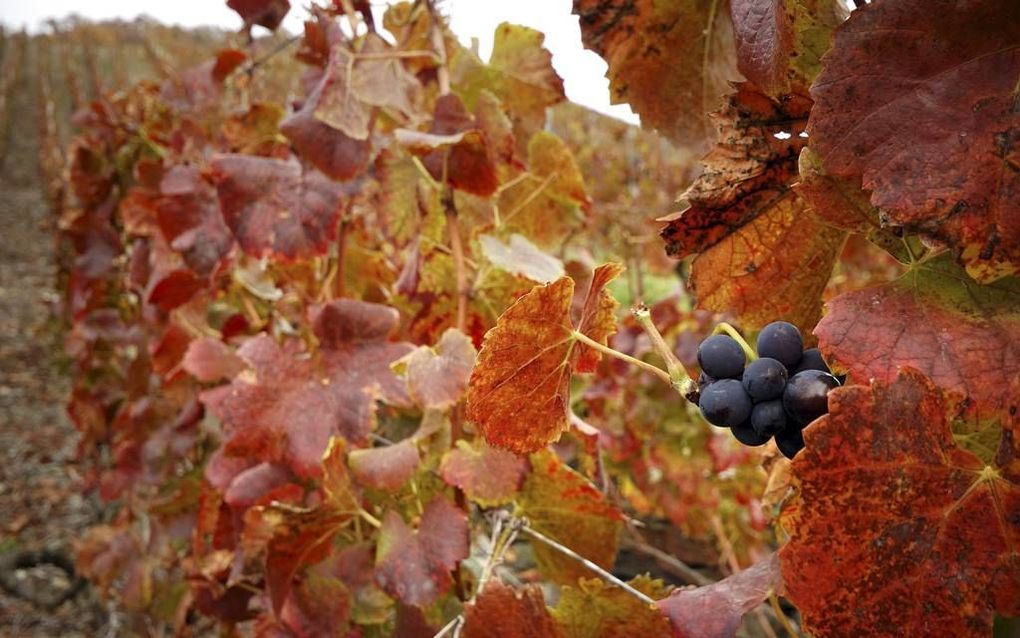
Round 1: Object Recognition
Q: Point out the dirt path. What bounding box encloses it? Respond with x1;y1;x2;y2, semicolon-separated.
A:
0;38;108;637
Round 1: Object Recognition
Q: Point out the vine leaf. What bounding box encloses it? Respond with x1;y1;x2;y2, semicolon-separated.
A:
454;23;566;147
479;233;565;283
348;439;420;491
816;256;1020;420
807;0;1020;282
280;79;372;181
418;93;500;197
210;155;353;261
573;0;740;150
396;328;476;410
466;263;623;453
660;84;843;332
157;165;234;276
374;496;468;606
462;581;563;638
497;131;590;249
729;0;844;97
182;337;243;383
554;577;672;637
201;300;412;477
518;450;623;584
780;369;1020;637
439;439;528;507
255;437;360;615
226;0;290;31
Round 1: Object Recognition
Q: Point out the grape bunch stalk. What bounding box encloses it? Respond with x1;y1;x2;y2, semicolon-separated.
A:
696;321;841;459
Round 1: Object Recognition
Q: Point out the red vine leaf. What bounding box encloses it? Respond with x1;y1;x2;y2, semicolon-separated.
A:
518;450;623;584
398;328;476;410
255;437;360;614
462;581;563;638
348;439;420;491
277;567;351;638
201;300;412;476
807;0;1020;282
280;63;372;181
157;165;235;276
374;496;468;606
211;155;352;260
660;84;843;331
418;93;499;197
779;369;1020;637
439;440;528;506
573;0;739;149
227;0;290;30
656;553;781;638
729;0;844;97
466;264;622;453
816;256;1020;420
182;337;244;383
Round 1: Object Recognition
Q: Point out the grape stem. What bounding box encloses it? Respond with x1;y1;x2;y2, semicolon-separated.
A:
632;305;699;400
519;524;656;605
571;331;672;386
712;322;757;362
769;590;800;638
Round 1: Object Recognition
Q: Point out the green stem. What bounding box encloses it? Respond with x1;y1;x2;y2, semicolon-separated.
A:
571;330;672;386
712;322;757;362
769;591;799;638
632;305;698;399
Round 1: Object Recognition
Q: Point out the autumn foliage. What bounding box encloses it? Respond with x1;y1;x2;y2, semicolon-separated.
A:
47;0;1018;636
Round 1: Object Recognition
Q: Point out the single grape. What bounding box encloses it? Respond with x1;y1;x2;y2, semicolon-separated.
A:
792;347;831;375
698;335;746;379
742;357;788;401
750;399;787;437
775;426;805;459
698;379;752;428
783;369;840;425
756;321;803;369
731;418;771;446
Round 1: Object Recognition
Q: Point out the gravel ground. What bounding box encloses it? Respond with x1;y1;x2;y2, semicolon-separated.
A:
0;39;110;637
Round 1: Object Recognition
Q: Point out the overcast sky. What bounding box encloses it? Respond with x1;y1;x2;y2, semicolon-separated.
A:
0;0;639;123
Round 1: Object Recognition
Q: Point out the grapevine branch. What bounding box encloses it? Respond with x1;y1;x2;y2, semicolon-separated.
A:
571;330;672;385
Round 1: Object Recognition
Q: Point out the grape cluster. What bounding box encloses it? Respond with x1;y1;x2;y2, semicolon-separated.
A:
696;321;841;459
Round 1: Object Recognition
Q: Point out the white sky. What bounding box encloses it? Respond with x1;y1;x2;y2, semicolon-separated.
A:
0;0;639;124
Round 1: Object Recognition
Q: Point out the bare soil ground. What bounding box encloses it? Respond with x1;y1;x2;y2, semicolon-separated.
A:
0;41;110;637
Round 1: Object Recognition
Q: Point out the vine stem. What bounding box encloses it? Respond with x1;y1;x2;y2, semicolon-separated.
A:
425;0;450;96
519;525;655;606
770;591;799;638
571;330;672;386
632;305;699;400
443;191;468;333
712;322;757;362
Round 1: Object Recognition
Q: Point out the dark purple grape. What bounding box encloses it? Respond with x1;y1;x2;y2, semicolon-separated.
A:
750;399;787;437
775;426;805;459
756;321;803;369
792;347;830;375
783;370;840;425
742;357;788;401
731;418;771;446
698;335;746;379
698;379;752;428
